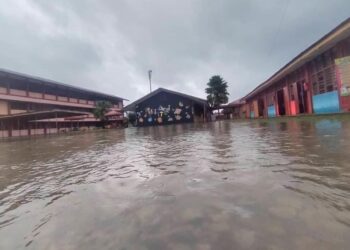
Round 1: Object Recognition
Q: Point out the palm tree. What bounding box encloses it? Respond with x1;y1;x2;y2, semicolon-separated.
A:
93;101;112;128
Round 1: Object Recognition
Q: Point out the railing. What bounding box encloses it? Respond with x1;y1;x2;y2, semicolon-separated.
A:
10;89;26;97
0;87;6;94
0;88;97;109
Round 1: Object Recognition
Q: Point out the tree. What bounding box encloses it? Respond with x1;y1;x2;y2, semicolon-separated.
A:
205;75;229;109
93;101;112;128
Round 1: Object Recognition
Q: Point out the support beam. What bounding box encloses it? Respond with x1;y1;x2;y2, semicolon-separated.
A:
55;112;58;134
6;81;9;95
26;82;29;97
17;118;20;136
8;119;12;137
304;65;314;114
0;120;3;138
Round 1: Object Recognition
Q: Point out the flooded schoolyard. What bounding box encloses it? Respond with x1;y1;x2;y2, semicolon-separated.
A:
0;117;350;249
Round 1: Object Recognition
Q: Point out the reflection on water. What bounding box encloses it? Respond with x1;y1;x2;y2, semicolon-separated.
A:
1;117;350;249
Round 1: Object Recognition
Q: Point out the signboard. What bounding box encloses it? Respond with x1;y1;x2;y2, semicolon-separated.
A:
335;56;350;96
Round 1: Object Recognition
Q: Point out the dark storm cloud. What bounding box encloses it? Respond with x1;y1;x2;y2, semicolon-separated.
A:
0;0;349;103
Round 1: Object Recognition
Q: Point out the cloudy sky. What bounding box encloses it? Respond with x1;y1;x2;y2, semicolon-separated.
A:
0;0;349;103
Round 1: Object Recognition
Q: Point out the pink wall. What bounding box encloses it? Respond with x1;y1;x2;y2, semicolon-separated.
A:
44;94;56;100
47;128;58;134
29;92;42;98
0;93;95;109
58;96;68;102
290;101;297;115
31;129;45;135
10;89;26;96
0;130;9;138
0;87;7;94
11;130;29;137
70;98;78;103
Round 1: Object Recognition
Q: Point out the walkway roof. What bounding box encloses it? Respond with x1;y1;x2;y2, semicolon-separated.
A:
221;99;246;108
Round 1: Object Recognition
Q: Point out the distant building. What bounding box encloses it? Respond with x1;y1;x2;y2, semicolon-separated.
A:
0;69;126;138
124;88;209;126
220;99;246;119
237;18;350;118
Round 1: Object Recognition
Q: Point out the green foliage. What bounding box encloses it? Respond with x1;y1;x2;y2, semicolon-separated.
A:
205;75;229;108
93;101;112;122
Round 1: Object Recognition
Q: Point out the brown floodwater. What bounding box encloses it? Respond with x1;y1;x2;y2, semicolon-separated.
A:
0;117;350;250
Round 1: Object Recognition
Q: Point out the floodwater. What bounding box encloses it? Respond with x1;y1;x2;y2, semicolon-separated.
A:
0;118;350;250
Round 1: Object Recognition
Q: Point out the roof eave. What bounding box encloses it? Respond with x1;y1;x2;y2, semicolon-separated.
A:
125;87;208;111
0;68;128;101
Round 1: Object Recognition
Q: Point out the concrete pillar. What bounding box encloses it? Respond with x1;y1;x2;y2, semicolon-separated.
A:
304;65;314;114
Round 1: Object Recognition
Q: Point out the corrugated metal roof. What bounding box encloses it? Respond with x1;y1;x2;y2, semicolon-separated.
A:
124;87;208;111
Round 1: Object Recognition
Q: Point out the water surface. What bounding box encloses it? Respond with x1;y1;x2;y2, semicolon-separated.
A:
0;118;350;249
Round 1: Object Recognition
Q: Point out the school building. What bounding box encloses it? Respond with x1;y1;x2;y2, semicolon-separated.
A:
124;88;209;126
237;18;350;119
0;69;125;138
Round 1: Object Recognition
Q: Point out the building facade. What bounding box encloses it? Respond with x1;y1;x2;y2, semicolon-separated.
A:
0;69;125;138
238;18;350;119
125;88;209;126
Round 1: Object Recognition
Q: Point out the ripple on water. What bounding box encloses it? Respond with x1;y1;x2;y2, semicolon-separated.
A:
0;120;350;249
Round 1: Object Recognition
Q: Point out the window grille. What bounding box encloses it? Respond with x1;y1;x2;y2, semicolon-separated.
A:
311;52;337;95
266;92;275;106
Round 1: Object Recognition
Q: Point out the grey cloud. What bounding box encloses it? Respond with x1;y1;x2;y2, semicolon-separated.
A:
0;0;349;103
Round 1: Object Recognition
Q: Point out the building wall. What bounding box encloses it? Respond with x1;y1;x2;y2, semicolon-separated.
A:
241;36;350;119
135;92;200;126
0;100;8;115
0;74;124;112
0;73;124;138
253;100;259;118
10;109;27;115
336;54;350;111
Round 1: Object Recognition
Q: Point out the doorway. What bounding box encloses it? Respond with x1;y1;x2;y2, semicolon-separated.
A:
277;89;286;116
297;81;308;114
257;98;265;117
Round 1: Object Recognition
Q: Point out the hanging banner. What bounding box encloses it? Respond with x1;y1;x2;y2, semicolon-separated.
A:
335;56;350;96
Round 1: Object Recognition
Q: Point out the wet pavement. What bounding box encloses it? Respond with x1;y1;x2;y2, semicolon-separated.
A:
0;117;350;249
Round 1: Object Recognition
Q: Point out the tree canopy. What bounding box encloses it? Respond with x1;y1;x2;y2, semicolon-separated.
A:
205;75;229;108
93;101;112;122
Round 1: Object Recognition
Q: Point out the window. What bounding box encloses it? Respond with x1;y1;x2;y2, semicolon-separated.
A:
311;53;337;95
266;92;275;106
250;102;254;111
311;66;337;95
